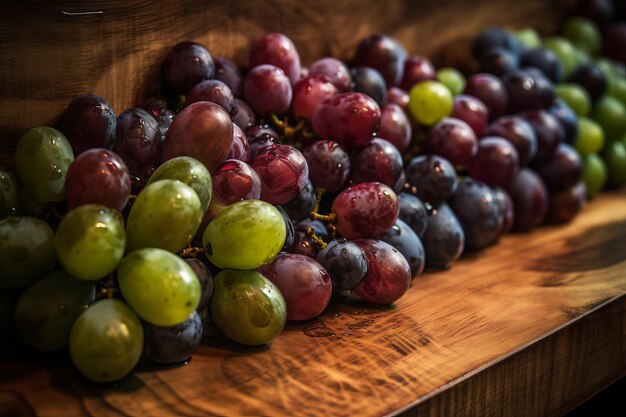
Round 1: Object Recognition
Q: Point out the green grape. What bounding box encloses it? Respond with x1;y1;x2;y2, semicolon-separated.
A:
14;270;95;351
592;95;626;141
69;299;143;382
0;169;19;219
210;269;286;345
608;77;626;107
126;179;202;253
544;37;578;78
563;17;601;56
0;216;56;289
146;156;212;214
602;141;626;187
514;28;542;49
202;200;286;269
408;80;453;126
15;127;74;204
583;153;607;199
55;204;125;281
571;47;592;69
117;248;200;326
556;83;592;117
435;67;466;96
594;58;625;81
17;186;45;214
575;117;605;156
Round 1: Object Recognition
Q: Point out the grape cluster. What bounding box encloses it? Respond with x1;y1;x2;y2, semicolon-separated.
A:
1;0;625;383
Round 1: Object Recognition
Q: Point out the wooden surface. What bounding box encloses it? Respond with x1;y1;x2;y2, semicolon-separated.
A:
1;190;626;417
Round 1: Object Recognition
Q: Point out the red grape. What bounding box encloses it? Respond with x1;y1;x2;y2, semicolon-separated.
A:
162;41;215;95
212;159;262;205
464;73;508;119
400;55;436;91
351;138;403;188
425;117;478;166
213;56;243;98
354;34;407;87
292;75;338;122
505;168;548;231
227;124;250;162
251;144;309;205
308;57;352;92
302;140;350;193
467;136;520;188
378;103;412;153
62;94;116;155
486;116;538;166
249;33;301;85
452;94;489;138
185;79;237;117
244;64;293;116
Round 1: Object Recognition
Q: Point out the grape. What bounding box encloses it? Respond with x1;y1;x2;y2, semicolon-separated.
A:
61;94;116;154
574;117;605;156
472;27;520;59
69;299;144;382
378;103;412;153
315;239;367;292
549;98;579;146
400;55;436;91
14;270;95;351
592;95;626;141
185;79;237;117
251;144;309;205
15;127;74;204
404;154;457;205
118;248;200;326
291;75;339;122
139;99;175;143
543;37;578;78
467;137;519;188
602;140;626;187
203;200;286;269
278;207;296;253
246;124;280;160
212;159;262;205
422;203;465;269
520;109;565;163
425;117;478;166
451;94;489;138
232;98;257;131
308;57;352;92
228;124;250;162
213;56;243;98
514;28;542;49
65;148;131;212
162;101;233;173
377;219;425;277
547;181;587;224
185;258;213;313
386;87;410;111
563;17;601;56
0;169;19;219
493;187;514;235
582;153;607;199
249;33;301;85
114;107;161;191
282;179;316;222
244;64;293;116
55;205;125;281
303;140;350;193
126;179;202;253
0;216;56;289
210;269;286;345
354;34;407;87
352;239;411;304
519;47;564;83
486;116;537;166
311;92;381;150
408;81;453;126
555;82;591;117
464;73;508;119
143;311;203;364
351;66;387;105
351;138;403;188
502;68;555;113
568;64;607;103
505;168;548;231
478;46;519;76
291;219;328;258
574;0;614;26
397;192;428;238
436;67;466;96
533;143;583;191
258;253;332;321
449;178;504;250
147;156;213;214
162;41;215;95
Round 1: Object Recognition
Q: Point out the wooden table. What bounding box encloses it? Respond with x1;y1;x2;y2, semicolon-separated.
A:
1;190;625;417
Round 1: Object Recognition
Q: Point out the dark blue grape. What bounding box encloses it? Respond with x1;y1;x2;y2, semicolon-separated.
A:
184;258;213;313
478;46;519;77
315;239;367;292
351;66;387;105
143;311;203;365
377;219;425;277
548;98;579;145
404;155;457;205
422;203;465;269
282;179;316;222
278;207;295;253
397;192;428;238
472;27;520;59
519;47;563;83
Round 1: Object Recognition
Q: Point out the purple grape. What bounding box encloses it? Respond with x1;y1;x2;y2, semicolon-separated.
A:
278;206;296;253
332;182;398;239
532;143;583;191
292;75;338;122
464;73;508;119
449;177;504;250
311;92;381;150
249;33;301;85
143;311;203;364
65;148;131;212
377;219;425;277
258;253;331;321
62;94;116;155
244;64;293;116
520;47;563;83
425;117;478;166
212;159;261;205
282;179;316;222
245;124;280;160
502;68;555;113
139;99;175;143
351;66;387;105
505;168;548;231
549;98;579;145
478;46;519;76
397;192;428;238
422;203;465;269
185;258;213;313
251;144;309;205
400;55;436;91
350;138;403;188
486;115;538;166
493;187;514;235
227;124;249;162
404;154;458;204
547;181;587;223
213;56;243;98
354;34;407;87
185;79;237;117
315;239;367;292
467;136;520;188
291;219;328;258
519;109;564;163
378;103;412;153
568;64;607;103
386;87;410;112
308;57;352;92
232;98;257;131
452;94;489;138
472;27;520;58
303;140;350;193
162;41;215;95
352;239;411;305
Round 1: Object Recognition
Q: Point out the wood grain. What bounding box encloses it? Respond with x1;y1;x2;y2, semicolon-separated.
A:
1;191;625;417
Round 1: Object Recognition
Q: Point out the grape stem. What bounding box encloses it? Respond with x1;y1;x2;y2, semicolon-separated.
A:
306;227;328;249
178;246;207;258
269;113;307;141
